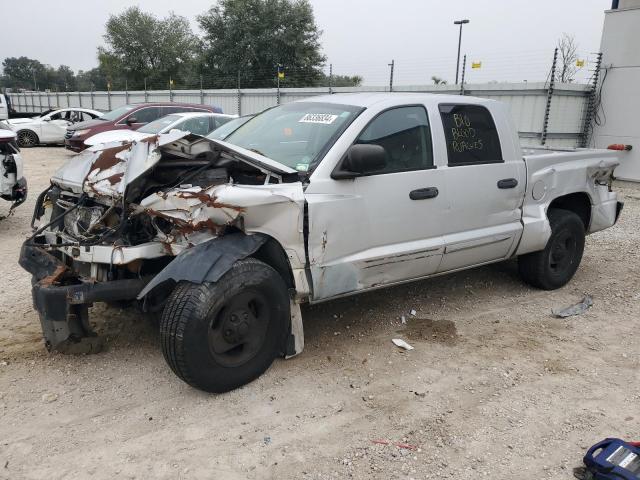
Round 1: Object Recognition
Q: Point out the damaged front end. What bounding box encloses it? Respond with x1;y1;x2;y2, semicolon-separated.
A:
20;132;305;353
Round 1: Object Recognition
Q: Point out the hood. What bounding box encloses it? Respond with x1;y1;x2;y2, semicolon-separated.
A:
50;131;297;198
66;118;106;132
6;117;37;126
85;130;151;147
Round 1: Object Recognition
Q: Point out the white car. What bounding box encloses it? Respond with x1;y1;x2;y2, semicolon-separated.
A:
6;108;103;148
0;124;26;210
84;112;237;146
22;93;627;392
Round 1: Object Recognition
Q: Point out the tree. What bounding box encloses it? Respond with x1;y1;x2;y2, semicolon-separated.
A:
1;57;46;90
198;0;326;88
431;76;447;85
322;74;363;87
556;33;579;83
99;7;200;89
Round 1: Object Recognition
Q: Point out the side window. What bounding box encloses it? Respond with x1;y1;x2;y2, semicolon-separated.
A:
162;106;184;116
178;117;211;136
439;104;503;166
355;106;433;174
49;111;65;121
130;107;161;124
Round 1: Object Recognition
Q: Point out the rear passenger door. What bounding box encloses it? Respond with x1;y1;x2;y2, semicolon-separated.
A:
436;103;526;272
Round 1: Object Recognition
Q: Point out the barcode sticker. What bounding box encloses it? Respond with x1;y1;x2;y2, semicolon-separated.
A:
299;113;338;125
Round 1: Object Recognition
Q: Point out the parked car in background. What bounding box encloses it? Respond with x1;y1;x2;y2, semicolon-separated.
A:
0;123;26;210
65;102;223;152
84;112;237;147
6;108;102;148
0;94;8;121
206;114;254;141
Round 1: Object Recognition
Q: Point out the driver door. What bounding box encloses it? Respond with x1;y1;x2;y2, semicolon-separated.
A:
40;110;72;143
305;105;448;300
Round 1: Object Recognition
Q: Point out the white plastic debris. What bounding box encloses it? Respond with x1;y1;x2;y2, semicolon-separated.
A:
392;339;414;351
401;315;407;325
552;295;593;318
410;309;417;316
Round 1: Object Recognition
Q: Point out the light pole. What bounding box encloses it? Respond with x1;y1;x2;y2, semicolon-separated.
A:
454;19;470;84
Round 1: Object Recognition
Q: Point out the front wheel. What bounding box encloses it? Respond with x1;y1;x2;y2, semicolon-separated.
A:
17;130;39;148
160;258;290;393
518;208;586;290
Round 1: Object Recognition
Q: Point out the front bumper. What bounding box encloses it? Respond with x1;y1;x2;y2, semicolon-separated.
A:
20;243;150;353
64;137;86;152
1;177;27;208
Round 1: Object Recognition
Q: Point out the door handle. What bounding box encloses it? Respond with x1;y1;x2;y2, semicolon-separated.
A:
409;187;439;200
497;178;518;189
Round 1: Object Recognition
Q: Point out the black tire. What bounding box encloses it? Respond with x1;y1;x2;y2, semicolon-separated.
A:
17;130;39;148
160;258;289;393
518;208;585;290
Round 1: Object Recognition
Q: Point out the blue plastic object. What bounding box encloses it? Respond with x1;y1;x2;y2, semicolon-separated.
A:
584;438;640;480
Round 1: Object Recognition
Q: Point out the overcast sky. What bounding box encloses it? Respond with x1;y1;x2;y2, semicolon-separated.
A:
0;0;612;85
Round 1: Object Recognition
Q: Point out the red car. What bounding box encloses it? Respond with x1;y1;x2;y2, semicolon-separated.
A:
64;102;223;152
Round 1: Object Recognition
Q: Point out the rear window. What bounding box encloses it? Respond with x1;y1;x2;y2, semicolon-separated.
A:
439;104;503;166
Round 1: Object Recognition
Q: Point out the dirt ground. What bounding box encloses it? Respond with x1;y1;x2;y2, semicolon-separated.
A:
0;147;638;480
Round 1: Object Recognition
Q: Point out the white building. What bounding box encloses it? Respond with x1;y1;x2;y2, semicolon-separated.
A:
593;0;640;181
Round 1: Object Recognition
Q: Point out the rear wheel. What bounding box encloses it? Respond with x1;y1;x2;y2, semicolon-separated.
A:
160;258;289;393
17;130;39;148
518;208;585;290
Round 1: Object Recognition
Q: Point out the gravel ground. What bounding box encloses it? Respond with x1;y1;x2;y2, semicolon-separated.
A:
0;147;638;480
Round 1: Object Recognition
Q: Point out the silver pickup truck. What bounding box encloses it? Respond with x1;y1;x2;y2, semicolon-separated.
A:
20;93;627;392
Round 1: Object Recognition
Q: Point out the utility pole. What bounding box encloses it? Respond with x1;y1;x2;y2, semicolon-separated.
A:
388;60;395;92
276;63;282;105
454;19;470;84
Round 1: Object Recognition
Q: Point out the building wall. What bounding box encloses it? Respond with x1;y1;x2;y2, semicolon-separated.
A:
593;4;640;180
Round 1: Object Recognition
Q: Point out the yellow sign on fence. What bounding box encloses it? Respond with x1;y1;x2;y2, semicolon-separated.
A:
278;71;285;79
576;59;585;67
472;61;482;69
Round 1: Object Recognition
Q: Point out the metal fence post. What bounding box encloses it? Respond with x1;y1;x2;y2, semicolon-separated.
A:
541;47;558;146
47;92;51;109
169;77;173;102
38;92;43;111
107;87;111;110
78;90;82;108
125;79;129;104
237;71;241;115
580;52;603;148
66;90;70;108
200;75;204;104
144;78;148;102
276;65;281;105
459;54;467;95
55;89;59;108
329;63;333;94
388;60;395;92
90;85;95;109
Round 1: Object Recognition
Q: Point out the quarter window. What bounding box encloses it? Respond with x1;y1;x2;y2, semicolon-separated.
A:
355;106;433;174
439;104;503;166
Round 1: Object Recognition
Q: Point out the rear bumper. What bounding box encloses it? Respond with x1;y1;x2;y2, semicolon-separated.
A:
19;243;150;353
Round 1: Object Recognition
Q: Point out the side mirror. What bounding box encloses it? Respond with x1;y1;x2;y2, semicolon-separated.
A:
331;144;387;179
126;116;138;126
42;117;51;122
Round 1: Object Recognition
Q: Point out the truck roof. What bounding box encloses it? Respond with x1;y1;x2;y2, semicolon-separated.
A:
301;92;498;109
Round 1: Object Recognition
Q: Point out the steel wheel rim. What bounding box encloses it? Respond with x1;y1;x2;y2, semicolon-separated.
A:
208;289;270;368
549;230;576;274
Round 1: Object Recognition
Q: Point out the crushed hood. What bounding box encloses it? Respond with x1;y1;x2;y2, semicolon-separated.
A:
50;131;298;199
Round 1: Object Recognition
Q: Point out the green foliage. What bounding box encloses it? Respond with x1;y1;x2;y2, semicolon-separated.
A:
99;6;200;89
198;0;326;88
1;2;361;92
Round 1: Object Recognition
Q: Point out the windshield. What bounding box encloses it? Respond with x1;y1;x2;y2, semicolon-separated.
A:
100;104;136;121
137;114;182;134
207;116;253;141
224;102;362;171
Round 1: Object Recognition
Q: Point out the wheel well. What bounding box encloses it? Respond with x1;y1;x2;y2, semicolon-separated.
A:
548;192;591;230
17;129;39;140
251;237;295;289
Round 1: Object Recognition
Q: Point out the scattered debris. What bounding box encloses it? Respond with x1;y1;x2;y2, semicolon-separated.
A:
392;338;414;351
401;315;407;325
371;439;418;451
263;436;271;445
552;295;593;318
41;392;58;403
410;309;417;316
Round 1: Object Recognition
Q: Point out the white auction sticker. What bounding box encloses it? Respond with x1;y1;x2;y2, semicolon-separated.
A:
299;113;338;124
